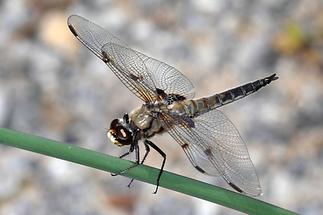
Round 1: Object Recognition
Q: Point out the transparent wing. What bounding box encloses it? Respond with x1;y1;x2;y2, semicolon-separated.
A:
102;43;157;101
135;52;195;99
161;109;262;196
68;15;195;101
68;15;156;101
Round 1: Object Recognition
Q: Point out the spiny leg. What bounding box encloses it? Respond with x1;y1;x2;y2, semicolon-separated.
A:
145;140;166;194
127;142;151;188
119;144;140;174
111;140;166;193
111;143;136;176
141;141;151;164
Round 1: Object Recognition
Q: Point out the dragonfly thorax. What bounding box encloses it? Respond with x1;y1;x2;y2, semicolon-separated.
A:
107;105;164;147
130;105;164;138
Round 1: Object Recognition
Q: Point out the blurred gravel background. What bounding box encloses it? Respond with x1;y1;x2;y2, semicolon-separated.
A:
1;0;323;214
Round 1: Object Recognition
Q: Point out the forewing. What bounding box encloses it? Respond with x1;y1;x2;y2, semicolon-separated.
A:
67;15;126;60
162;109;262;196
102;43;157;101
68;15;195;101
68;15;156;101
135;52;195;99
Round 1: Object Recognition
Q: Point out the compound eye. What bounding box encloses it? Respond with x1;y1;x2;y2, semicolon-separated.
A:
108;118;133;145
110;119;120;130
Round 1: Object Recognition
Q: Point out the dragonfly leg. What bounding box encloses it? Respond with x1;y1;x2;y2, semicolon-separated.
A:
111;143;136;176
127;142;151;188
144;139;166;194
116;144;140;177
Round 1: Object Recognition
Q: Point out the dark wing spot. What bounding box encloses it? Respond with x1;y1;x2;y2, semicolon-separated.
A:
181;143;189;149
129;73;142;81
156;88;167;99
101;51;111;63
195;165;206;173
68;25;78;37
204;148;213;157
228;182;243;193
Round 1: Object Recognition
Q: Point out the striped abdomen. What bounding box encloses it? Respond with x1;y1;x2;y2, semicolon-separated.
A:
183;74;278;117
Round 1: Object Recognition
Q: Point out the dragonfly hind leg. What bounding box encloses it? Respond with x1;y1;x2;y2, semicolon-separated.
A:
110;139;166;194
111;141;153;189
144;139;166;194
125;140;166;194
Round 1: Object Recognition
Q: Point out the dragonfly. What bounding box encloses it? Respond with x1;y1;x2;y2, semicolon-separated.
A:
68;14;278;196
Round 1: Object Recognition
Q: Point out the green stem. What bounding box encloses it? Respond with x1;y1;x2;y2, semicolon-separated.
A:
0;128;297;215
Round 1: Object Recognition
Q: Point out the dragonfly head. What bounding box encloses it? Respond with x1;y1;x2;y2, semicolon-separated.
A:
107;114;134;147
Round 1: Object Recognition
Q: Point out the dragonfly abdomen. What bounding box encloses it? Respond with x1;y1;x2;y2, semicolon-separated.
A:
188;74;278;116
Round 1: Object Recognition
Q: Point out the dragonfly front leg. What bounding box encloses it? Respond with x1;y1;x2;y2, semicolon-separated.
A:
111;143;137;176
127;141;151;188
